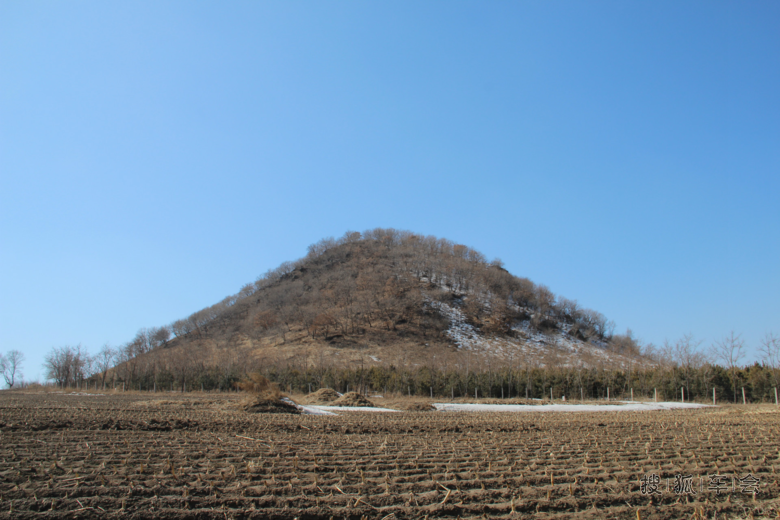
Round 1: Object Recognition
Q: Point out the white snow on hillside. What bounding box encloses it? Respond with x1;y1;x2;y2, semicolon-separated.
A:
429;299;639;369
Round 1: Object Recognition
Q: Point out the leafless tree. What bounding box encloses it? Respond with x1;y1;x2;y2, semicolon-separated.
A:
44;346;71;387
170;319;192;338
341;230;362;244
71;345;91;388
117;342;141;385
1;350;24;388
579;308;609;340
759;332;779;389
236;283;256;300
133;329;152;354
533;285;555;318
711;332;745;403
169;348;194;391
45;345;90;388
556;297;579;323
95;344;116;390
306;237;337;259
671;334;706;397
151;326;171;348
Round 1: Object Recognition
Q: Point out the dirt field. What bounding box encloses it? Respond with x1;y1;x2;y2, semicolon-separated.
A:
1;391;778;519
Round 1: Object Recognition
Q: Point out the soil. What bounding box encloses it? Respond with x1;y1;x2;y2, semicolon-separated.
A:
243;397;301;414
405;402;437;411
331;391;375;407
1;390;779;519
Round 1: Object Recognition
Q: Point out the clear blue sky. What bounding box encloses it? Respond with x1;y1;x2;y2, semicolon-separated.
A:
1;2;778;382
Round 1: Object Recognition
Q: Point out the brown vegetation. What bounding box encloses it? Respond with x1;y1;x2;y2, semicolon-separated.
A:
125;229;635;380
237;372;299;414
237;371;282;399
301;387;341;404
331;391;375;407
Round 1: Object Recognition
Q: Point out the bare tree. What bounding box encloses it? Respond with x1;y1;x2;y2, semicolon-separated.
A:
236;283;256;300
0;354;7;388
711;332;745;403
759;332;779;389
609;329;642;357
672;334;706;397
70;345;91;388
133;329;153;354
45;346;75;388
44;345;93;388
117;341;141;386
151;326;171;348
170;319;192;338
95;344;116;390
169;348;194;391
1;350;24;388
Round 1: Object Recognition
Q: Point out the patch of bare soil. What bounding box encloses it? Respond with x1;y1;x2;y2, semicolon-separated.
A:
332;392;375;407
131;399;225;409
405;402;436;411
242;396;301;414
301;388;341;404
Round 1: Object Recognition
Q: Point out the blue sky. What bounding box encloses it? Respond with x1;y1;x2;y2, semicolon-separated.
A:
1;2;778;382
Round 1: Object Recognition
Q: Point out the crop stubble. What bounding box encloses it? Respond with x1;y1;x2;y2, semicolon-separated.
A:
1;392;779;519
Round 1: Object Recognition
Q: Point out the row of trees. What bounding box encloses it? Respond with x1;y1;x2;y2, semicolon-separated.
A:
655;332;780;404
40;324;177;389
42;341;249;392
43;344;116;389
262;360;780;403
40;352;780;404
39;332;779;405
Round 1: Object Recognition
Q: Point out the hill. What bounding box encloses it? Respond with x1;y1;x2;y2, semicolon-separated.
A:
121;229;649;386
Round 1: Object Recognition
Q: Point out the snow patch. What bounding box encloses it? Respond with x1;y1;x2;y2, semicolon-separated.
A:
280;398;339;415
428;298;637;369
432;402;714;413
296;404;339;415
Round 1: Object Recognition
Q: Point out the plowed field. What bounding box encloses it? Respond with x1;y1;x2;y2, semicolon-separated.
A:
1;392;779;519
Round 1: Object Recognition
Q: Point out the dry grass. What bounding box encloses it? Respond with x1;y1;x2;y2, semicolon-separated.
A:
300;388;341;404
236;371;282;399
331;391;375;407
237;372;300;414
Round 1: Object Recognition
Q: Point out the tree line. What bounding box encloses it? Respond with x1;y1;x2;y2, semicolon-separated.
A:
40;332;779;405
263;359;780;404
